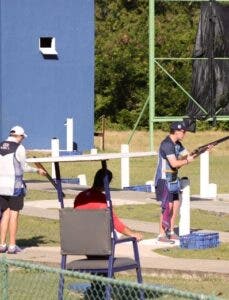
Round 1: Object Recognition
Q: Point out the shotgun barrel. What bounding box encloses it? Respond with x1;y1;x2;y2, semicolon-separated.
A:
191;136;229;157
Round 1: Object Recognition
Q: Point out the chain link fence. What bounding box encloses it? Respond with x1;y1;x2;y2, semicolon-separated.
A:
0;257;218;300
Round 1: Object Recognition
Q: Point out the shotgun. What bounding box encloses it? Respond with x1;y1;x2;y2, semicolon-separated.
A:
34;160;65;197
190;136;229;157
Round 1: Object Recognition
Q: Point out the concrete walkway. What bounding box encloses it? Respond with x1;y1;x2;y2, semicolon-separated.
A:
3;183;229;276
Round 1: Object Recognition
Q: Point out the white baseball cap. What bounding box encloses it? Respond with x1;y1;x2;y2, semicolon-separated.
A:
9;125;28;138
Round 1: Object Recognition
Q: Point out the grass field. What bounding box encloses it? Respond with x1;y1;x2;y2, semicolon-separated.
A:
17;202;229;260
114;203;229;233
2;267;228;300
117;274;229;299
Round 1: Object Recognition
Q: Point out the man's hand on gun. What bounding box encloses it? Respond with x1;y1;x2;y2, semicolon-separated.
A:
184;143;214;166
206;144;214;152
186;153;196;163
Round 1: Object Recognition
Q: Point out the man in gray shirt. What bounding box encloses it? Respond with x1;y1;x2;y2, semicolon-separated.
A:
0;126;46;254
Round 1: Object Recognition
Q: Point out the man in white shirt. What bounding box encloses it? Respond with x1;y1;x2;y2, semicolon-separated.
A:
0;125;46;254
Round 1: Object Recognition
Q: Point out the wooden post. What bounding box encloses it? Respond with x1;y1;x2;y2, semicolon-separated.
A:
94;115;106;151
101;115;105;151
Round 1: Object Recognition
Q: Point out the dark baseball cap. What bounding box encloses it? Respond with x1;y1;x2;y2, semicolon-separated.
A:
170;121;186;131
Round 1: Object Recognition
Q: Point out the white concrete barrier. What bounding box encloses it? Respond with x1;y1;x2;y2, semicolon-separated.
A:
66;117;73;152
200;151;217;198
77;174;87;186
90;148;98;155
121;144;129;189
179;177;190;236
145;180;155;192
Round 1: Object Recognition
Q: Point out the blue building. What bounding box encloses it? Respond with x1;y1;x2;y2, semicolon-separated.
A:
0;0;94;151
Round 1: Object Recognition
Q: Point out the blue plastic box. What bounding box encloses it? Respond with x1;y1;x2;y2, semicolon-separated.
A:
123;185;152;192
180;232;220;249
59;150;82;156
59;178;80;184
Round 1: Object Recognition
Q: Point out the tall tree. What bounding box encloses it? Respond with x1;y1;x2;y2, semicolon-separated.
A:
95;1;200;129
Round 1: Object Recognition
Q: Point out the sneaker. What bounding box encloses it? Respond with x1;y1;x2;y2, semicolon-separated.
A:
169;233;180;240
0;244;7;253
158;236;175;244
7;245;22;254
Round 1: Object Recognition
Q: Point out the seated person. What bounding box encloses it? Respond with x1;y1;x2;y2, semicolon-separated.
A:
74;168;142;242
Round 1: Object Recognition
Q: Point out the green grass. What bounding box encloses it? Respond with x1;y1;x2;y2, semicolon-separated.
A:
191;209;229;232
1;269;88;300
25;189;74;201
25;190;59;201
115;203;229;232
3;268;228;300
17;215;153;247
117;274;229;299
115;203;160;222
155;242;229;260
17;203;228;250
17;215;60;247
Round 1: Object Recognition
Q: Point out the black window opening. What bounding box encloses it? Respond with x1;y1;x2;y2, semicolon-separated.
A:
39;37;58;59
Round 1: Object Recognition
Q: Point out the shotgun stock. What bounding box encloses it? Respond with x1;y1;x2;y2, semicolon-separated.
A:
190;136;229;157
34;160;65;197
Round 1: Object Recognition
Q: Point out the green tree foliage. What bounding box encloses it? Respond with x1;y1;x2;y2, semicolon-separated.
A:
95;1;228;130
154;2;200;118
95;0;149;129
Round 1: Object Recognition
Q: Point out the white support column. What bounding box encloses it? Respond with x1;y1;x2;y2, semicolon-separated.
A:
121;144;129;189
200;151;217;198
51;138;59;178
179;178;190;236
145;180;155;193
66;118;73;151
200;151;209;198
90;148;98;155
77;174;87;186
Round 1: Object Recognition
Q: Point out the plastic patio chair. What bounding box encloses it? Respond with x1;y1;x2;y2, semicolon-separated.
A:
58;208;143;300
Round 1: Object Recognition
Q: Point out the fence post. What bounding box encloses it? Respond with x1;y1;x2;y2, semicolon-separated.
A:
51;138;60;178
101;115;105;151
121;144;129;189
200;151;217;198
179;178;190;236
66;117;73;152
0;256;9;300
200;151;209;198
90;148;98;155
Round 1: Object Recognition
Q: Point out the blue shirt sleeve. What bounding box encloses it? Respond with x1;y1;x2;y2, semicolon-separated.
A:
160;138;175;158
161;138;186;159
